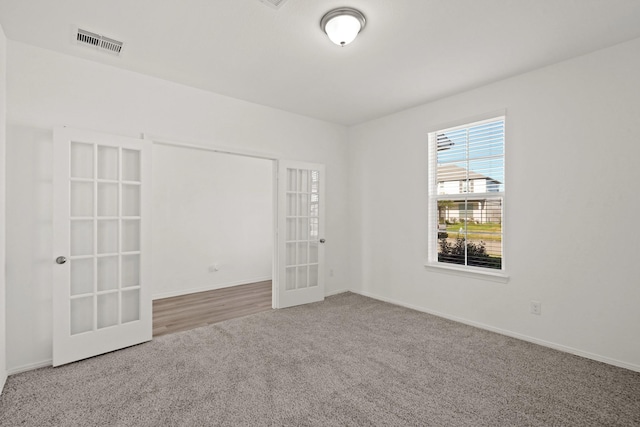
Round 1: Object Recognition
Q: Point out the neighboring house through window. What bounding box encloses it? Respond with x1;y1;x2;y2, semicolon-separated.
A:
428;116;505;272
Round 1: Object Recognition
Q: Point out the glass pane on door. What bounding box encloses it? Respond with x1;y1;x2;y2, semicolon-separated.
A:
122;149;141;182
70;258;94;296
97;256;118;291
71;142;94;179
122;290;140;323
70;220;93;256
98;146;118;180
122;220;140;252
70;183;93;217
97;220;118;254
122;185;141;216
309;265;318;287
98;183;118;216
297;266;308;288
285;267;296;290
70;297;93;335
122;254;140;288
97;293;119;329
309;242;318;264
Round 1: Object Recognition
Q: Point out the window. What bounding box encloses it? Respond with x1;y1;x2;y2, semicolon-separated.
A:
428;117;505;272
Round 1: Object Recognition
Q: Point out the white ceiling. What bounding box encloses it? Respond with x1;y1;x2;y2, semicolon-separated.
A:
1;0;640;125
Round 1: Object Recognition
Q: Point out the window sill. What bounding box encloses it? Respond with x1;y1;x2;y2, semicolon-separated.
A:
424;262;510;283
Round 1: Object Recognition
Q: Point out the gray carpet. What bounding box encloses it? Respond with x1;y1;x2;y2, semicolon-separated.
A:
1;292;639;426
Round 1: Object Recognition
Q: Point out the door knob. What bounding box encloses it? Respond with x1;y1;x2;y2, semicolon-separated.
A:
319;239;326;244
55;256;67;265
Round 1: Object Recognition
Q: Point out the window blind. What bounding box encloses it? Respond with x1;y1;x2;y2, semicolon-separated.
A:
430;117;505;270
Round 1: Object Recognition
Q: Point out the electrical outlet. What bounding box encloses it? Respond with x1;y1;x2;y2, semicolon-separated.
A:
530;301;541;315
330;269;334;277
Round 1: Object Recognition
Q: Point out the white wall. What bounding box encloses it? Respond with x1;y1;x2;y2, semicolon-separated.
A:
349;37;640;371
5;41;350;372
152;145;273;299
0;23;7;392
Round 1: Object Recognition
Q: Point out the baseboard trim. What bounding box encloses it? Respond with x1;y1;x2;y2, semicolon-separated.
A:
351;289;640;373
0;372;6;394
12;289;637;376
7;359;52;376
152;276;272;300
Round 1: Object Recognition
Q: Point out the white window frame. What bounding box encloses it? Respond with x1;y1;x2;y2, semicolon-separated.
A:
426;114;508;282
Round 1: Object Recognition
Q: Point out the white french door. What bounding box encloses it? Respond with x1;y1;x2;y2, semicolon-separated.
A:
275;160;325;309
52;127;152;366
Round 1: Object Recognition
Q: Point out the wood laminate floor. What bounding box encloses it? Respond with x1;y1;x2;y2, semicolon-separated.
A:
153;280;272;337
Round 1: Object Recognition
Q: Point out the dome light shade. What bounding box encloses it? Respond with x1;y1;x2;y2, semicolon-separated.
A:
321;8;366;47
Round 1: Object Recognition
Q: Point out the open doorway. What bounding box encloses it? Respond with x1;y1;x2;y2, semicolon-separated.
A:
149;142;274;336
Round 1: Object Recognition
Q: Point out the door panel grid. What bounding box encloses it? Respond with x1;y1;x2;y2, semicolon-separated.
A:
68;141;142;334
284;168;320;291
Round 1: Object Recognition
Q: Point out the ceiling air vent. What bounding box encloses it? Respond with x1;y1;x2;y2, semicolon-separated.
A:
259;0;288;9
76;28;123;56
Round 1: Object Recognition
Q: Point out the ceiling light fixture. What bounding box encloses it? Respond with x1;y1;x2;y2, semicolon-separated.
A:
320;7;366;47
